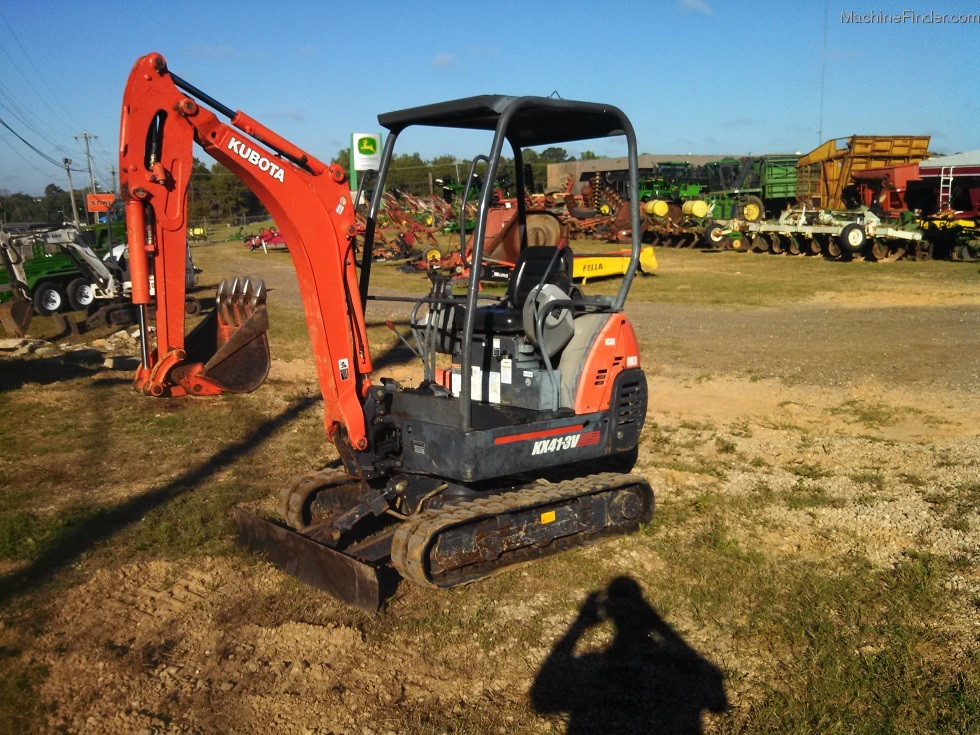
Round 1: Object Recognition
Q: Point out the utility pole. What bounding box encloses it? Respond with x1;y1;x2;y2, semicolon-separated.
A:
63;158;81;229
110;166;117;195
76;131;97;223
818;0;829;145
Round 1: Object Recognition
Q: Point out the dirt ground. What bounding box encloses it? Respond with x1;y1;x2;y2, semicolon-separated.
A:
2;244;978;733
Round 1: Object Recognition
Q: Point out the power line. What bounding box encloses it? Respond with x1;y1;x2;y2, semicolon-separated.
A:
93;136;117;187
0;113;82;172
0;127;60;177
0;81;70;154
0;7;86;133
0;6;107;195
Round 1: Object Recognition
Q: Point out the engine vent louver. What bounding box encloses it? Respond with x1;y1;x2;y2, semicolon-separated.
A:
615;379;644;425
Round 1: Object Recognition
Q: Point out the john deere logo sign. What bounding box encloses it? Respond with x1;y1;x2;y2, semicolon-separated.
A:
351;133;382;171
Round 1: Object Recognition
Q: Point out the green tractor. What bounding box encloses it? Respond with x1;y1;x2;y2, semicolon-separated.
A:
703;155;799;222
636;161;708;203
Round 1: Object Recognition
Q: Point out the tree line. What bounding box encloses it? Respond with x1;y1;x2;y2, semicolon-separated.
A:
0;147;595;226
334;146;598;198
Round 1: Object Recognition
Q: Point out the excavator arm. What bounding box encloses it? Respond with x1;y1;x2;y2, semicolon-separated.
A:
119;52;372;449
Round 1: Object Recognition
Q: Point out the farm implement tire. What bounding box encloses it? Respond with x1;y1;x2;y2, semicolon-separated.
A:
703;222;725;248
839;223;867;254
741;196;764;223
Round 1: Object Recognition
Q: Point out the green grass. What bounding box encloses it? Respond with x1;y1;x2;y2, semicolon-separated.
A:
219;232;978;311
665;460;727;479
123;481;266;557
849;469;887;492
830;400;907;429
0;506;108;562
574;243;980;308
925;481;980;534
901;472;927;488
714;436;737;454
785;461;834;480
782;481;846;510
742;554;980;733
645;500;980;733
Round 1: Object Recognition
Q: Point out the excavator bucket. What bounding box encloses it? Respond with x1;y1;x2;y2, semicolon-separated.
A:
0;300;33;338
184;277;272;393
233;508;382;611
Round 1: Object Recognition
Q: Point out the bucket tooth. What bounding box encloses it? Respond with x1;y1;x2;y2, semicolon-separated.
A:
235;277;253;324
182;274;272;393
249;277;267;304
215;278;235;328
202;274;270;392
228;277;244;327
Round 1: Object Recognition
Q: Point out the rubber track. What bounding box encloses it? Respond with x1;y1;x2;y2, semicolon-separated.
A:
390;472;652;589
278;468;355;530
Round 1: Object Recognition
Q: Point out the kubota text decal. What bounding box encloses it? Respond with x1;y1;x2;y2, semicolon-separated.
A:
227;137;285;182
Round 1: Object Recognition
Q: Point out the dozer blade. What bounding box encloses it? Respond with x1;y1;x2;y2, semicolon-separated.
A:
233;507;381;611
184;277;272;393
0;300;33;338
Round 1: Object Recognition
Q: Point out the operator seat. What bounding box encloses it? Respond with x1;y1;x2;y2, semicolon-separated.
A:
473;245;574;334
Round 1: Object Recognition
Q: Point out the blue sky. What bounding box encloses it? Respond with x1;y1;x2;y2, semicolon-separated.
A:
0;0;976;195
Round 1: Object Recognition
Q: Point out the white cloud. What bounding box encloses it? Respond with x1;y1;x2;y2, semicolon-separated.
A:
431;53;456;69
679;0;714;15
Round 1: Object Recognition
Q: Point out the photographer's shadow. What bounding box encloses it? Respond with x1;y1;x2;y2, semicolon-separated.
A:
531;576;728;734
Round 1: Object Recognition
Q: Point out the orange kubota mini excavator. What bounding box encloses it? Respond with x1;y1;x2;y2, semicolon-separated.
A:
120;52;654;610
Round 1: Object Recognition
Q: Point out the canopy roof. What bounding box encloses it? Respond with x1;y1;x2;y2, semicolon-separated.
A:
377;95;631;148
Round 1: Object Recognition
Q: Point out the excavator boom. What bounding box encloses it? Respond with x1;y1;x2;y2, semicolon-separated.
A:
120;53;371;448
